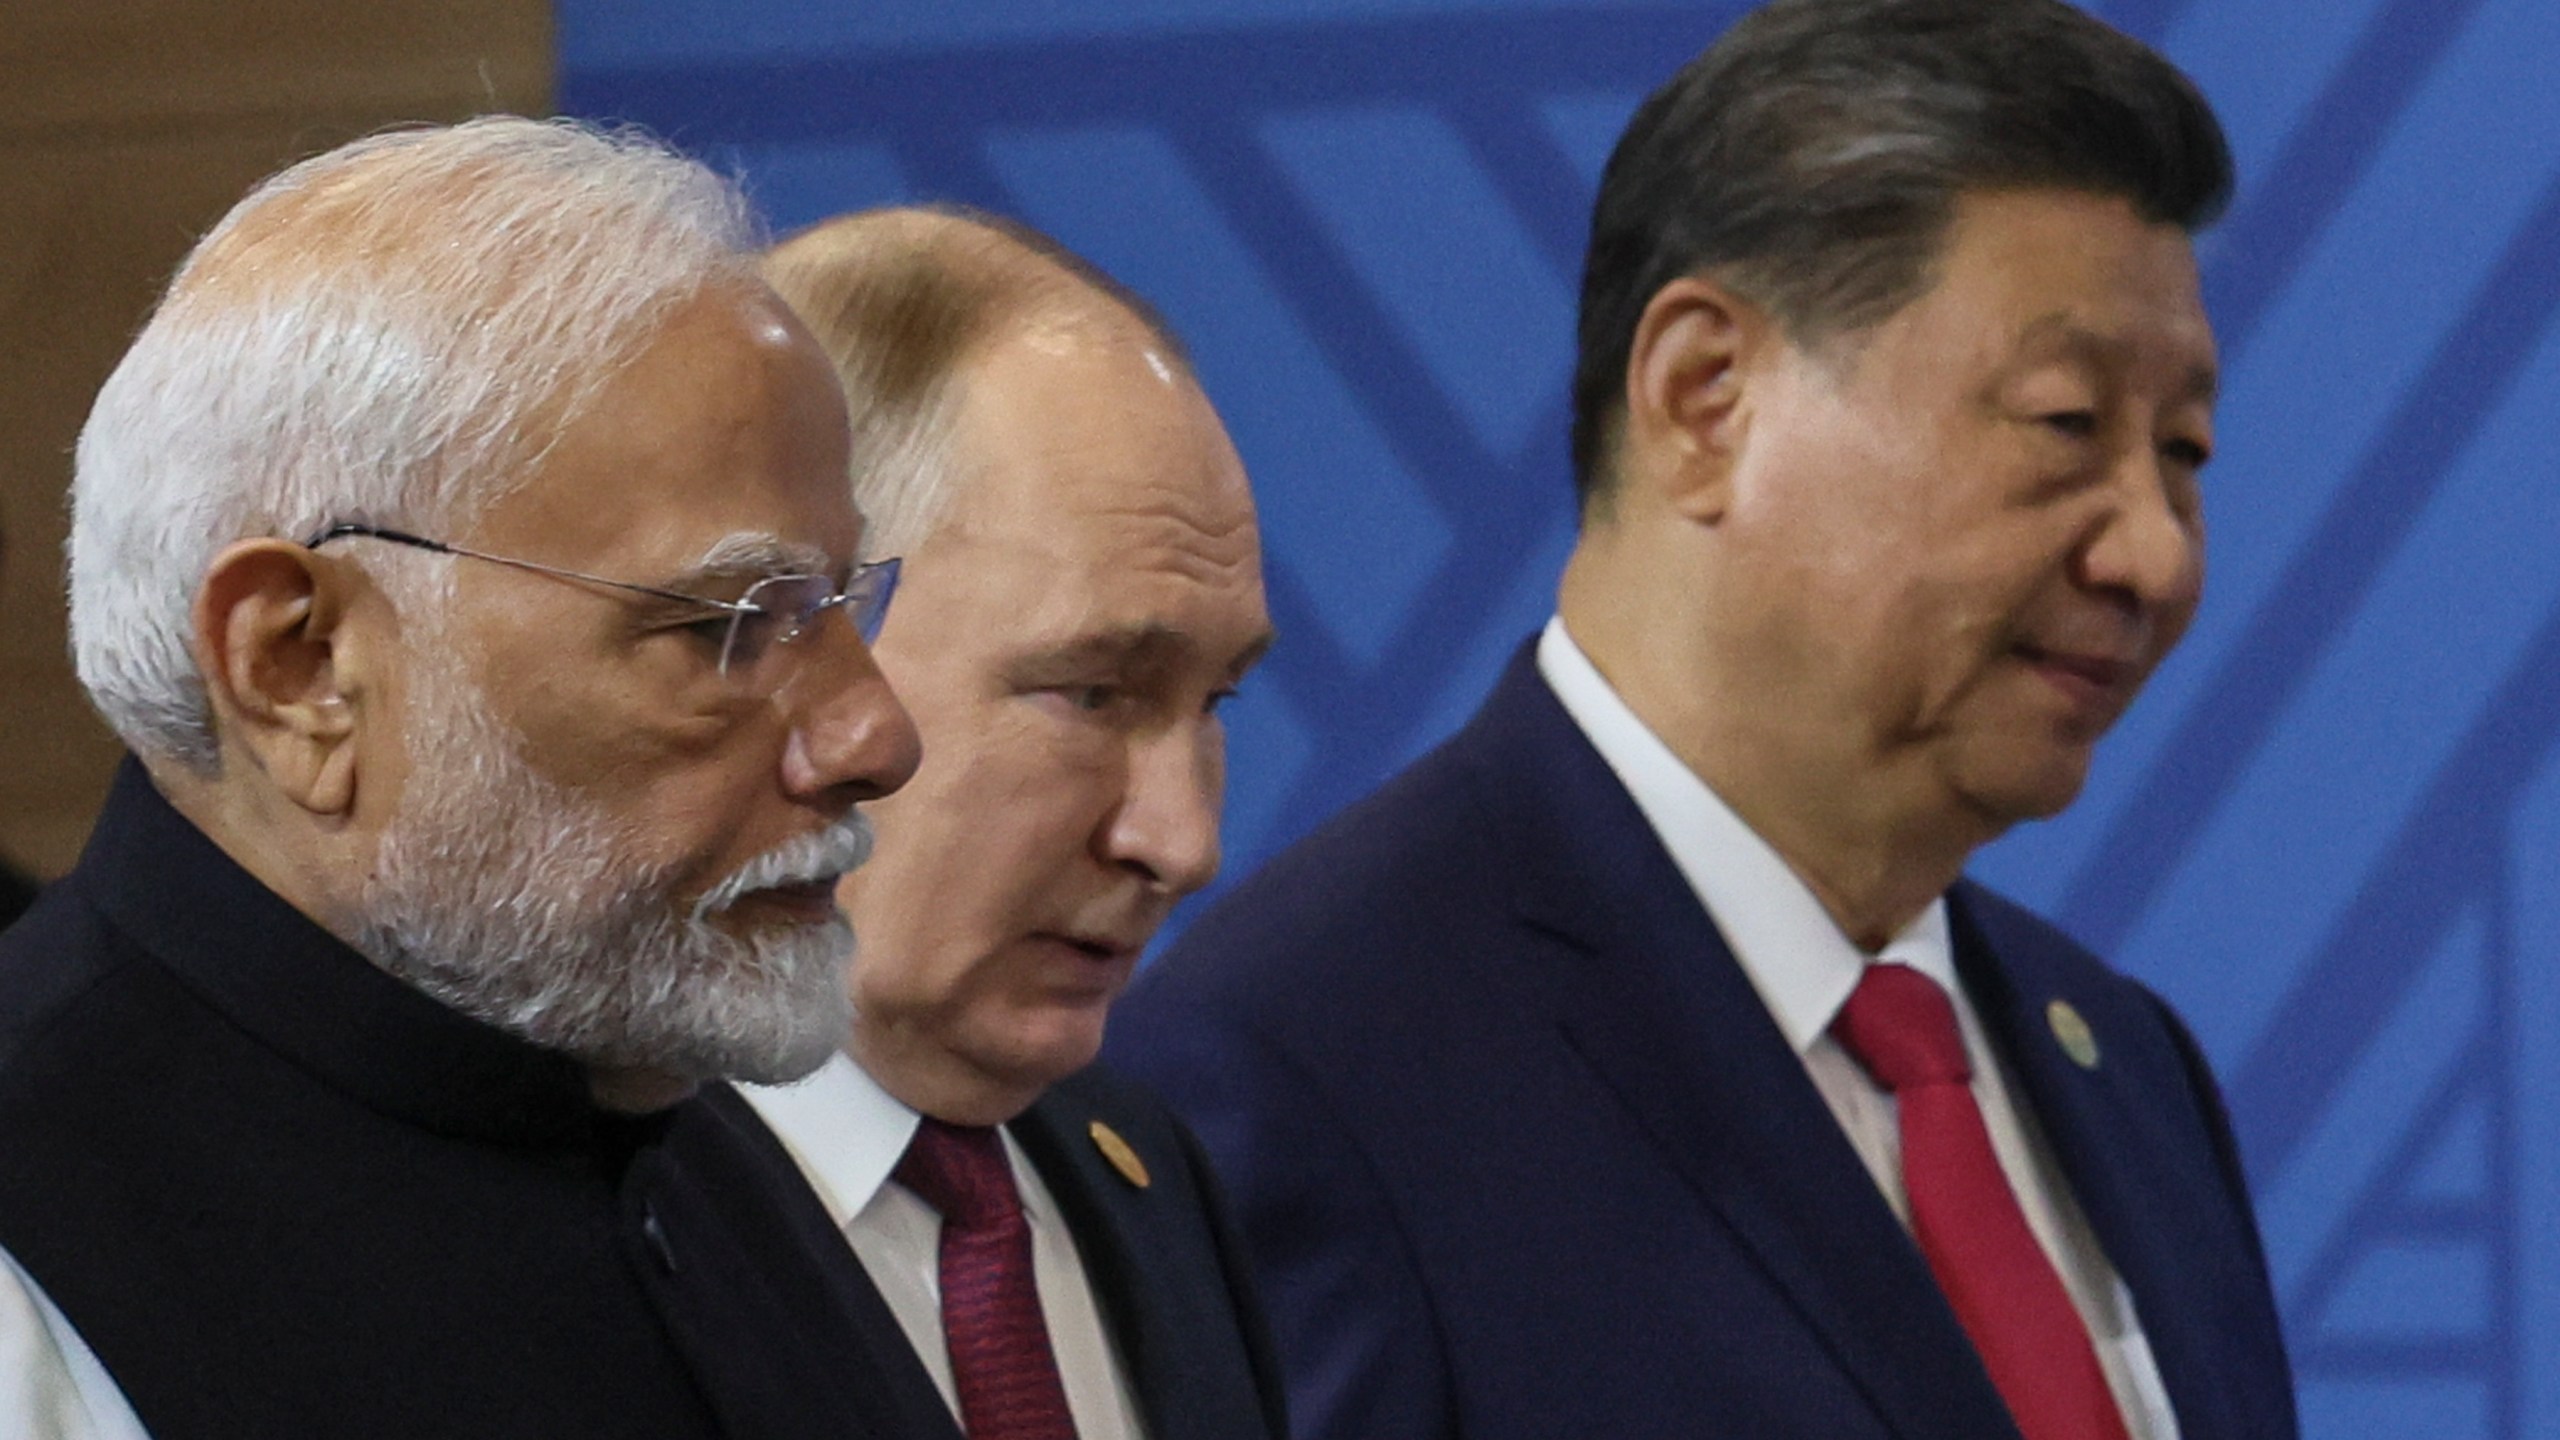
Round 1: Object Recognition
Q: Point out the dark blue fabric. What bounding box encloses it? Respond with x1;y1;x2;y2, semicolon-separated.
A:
1110;643;2297;1440
699;1063;1290;1440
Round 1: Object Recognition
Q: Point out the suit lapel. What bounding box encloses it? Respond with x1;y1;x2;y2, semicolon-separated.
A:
1010;1090;1193;1440
695;1087;965;1440
1949;892;2241;1440
819;1248;970;1440
1467;654;2022;1440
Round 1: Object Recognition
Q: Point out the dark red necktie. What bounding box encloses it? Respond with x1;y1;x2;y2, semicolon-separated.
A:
893;1118;1079;1440
1832;963;2132;1440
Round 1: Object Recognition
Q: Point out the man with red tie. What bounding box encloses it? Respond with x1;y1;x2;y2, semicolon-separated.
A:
1109;2;2298;1437
725;207;1284;1440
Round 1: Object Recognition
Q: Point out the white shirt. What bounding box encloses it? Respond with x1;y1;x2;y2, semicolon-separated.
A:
0;1248;150;1440
1537;617;2180;1440
742;1053;1146;1440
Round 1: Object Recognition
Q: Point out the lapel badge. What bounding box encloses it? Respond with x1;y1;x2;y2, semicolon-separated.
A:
2047;999;2101;1071
1090;1120;1152;1189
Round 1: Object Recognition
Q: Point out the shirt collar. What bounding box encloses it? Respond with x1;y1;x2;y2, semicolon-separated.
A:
737;1052;1047;1228
1535;617;1955;1052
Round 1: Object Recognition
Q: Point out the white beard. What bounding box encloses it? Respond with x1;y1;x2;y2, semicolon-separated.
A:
353;660;861;1089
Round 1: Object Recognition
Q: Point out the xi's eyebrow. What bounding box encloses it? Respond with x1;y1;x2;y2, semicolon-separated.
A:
2017;313;2220;405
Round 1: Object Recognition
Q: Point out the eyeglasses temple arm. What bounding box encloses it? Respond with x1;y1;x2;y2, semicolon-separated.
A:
305;522;761;616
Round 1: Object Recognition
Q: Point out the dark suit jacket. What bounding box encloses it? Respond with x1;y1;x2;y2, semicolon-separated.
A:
0;760;906;1439
697;1064;1289;1440
0;856;36;934
1107;648;2298;1440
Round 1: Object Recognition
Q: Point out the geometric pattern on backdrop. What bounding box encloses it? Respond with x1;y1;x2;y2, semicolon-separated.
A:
559;3;2560;1432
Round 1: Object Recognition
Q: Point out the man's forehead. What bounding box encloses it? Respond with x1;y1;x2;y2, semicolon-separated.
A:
934;456;1254;557
475;288;866;579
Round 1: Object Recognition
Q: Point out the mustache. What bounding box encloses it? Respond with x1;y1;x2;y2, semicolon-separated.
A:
690;814;875;922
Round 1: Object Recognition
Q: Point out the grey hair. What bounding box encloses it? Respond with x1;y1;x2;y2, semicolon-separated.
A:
70;115;765;771
760;204;1192;561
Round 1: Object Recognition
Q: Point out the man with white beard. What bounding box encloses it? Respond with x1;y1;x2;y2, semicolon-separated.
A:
0;118;924;1439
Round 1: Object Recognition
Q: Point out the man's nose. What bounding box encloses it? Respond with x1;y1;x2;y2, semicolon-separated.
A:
2076;451;2204;620
780;628;921;805
1100;724;1223;898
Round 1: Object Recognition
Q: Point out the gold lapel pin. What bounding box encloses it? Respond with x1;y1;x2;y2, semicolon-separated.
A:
2047;999;2101;1071
1091;1120;1151;1189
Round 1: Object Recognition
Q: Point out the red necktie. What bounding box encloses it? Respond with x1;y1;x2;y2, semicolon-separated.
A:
894;1118;1079;1440
1832;963;2132;1440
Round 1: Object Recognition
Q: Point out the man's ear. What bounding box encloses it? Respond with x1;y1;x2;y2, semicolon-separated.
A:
1620;275;1775;524
190;539;371;817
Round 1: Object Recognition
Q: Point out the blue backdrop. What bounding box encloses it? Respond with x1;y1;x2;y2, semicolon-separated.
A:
560;3;2560;1434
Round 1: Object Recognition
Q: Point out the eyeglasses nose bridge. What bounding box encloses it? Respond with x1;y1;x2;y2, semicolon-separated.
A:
718;559;902;678
841;557;901;646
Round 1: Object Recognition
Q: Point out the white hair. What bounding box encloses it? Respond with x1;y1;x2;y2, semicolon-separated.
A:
70;115;763;771
354;620;864;1084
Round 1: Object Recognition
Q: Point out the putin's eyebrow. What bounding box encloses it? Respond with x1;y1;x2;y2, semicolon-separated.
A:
1005;621;1275;687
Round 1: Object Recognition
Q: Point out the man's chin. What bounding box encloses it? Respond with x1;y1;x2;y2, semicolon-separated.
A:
590;982;850;1090
984;1008;1114;1093
452;908;855;1091
653;927;857;1086
718;1022;846;1087
1961;765;2093;832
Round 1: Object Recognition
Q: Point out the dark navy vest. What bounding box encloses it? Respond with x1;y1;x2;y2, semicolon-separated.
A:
0;761;897;1439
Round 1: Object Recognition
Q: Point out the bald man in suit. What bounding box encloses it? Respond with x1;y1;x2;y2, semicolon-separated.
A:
723;208;1284;1440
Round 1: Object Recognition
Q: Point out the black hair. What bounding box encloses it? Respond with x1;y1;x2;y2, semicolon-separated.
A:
1570;0;2231;507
